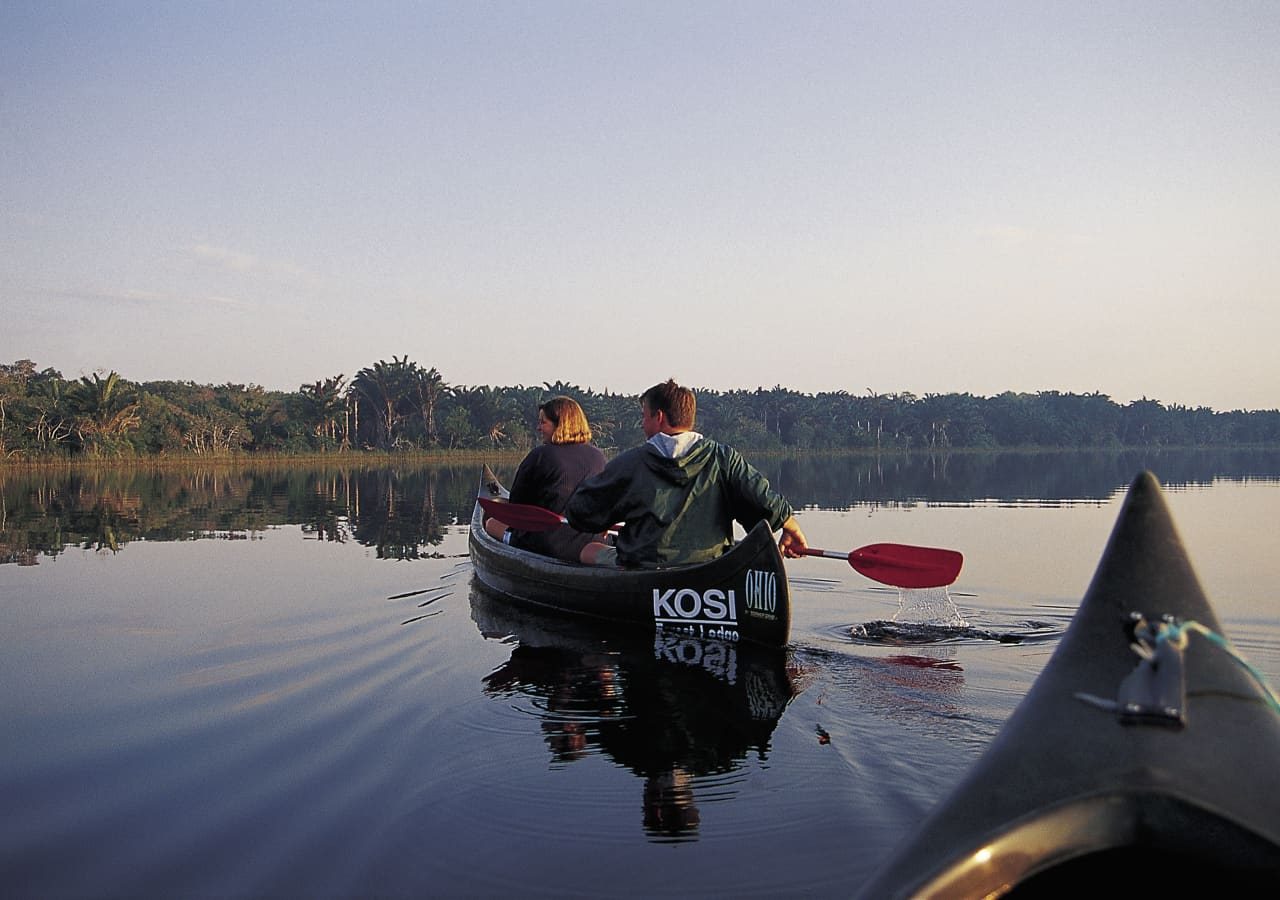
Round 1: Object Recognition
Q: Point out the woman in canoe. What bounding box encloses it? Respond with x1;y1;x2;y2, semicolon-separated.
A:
483;396;611;563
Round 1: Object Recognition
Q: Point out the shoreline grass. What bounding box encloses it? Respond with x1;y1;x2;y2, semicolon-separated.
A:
5;443;1280;474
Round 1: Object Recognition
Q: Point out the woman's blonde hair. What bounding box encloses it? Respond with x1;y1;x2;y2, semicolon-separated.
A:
541;396;593;444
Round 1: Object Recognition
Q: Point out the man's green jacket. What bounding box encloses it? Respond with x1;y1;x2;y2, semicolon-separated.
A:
564;437;793;568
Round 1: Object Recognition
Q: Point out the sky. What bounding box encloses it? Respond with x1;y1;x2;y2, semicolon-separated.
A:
2;2;1277;412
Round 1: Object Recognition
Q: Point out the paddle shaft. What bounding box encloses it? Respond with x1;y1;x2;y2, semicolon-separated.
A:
478;496;567;530
805;549;852;561
478;496;619;535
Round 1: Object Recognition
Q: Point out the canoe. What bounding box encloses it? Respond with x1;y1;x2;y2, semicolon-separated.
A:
857;471;1280;896
468;468;791;647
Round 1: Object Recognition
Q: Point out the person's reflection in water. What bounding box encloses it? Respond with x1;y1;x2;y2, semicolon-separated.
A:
543;716;589;761
526;655;706;837
473;590;797;842
539;658;622;763
643;766;701;837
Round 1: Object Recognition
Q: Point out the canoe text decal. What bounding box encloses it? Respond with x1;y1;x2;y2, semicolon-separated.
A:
654;633;739;684
653;587;740;642
743;569;778;620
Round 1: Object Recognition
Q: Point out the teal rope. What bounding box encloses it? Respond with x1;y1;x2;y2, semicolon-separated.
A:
1150;619;1280;716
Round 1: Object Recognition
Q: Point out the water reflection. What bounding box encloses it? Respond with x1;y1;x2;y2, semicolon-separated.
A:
793;446;1280;505
803;644;969;726
0;464;479;564
853;620;1064;645
470;584;800;841
4;448;1279;564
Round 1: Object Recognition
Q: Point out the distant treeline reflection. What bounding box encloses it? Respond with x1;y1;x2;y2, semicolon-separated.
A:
3;449;1279;564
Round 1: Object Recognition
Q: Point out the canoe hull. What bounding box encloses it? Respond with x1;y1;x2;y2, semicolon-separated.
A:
469;473;791;648
858;471;1280;896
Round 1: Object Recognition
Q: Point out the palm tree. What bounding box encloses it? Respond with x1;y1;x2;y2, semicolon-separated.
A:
0;360;36;456
29;377;74;451
410;366;446;447
351;358;415;449
70;371;141;453
455;385;524;449
541;380;585;398
299;374;347;446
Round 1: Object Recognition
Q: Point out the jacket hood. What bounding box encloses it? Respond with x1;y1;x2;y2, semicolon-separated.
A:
642;434;715;485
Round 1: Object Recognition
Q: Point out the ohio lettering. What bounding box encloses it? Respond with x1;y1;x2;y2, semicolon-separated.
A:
744;569;777;617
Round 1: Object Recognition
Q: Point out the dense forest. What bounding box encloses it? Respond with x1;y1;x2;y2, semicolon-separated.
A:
1;356;1277;460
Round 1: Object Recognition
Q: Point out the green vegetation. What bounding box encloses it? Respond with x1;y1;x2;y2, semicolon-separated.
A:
2;357;1277;461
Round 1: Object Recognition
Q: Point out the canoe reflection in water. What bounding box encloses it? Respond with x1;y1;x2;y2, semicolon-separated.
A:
470;584;802;839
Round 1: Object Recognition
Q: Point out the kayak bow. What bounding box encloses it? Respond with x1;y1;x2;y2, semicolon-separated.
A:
857;471;1280;896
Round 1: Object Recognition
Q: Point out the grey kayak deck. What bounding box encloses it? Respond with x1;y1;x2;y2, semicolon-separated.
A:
858;470;1280;896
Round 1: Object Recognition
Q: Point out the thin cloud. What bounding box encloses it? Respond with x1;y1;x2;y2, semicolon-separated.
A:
975;226;1097;249
53;287;252;311
189;243;313;281
976;225;1036;247
191;244;259;272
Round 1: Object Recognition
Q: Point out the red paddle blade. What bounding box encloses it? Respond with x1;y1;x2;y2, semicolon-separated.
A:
477;497;567;532
847;543;963;589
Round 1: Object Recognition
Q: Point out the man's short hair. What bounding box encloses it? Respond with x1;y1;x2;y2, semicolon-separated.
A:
641;379;696;429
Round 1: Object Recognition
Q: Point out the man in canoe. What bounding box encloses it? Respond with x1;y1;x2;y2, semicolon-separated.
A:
565;379;808;568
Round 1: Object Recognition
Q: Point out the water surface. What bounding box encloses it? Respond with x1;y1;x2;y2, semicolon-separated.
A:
3;451;1279;896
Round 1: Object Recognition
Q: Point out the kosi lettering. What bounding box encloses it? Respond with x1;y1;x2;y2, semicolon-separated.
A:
652;586;740;642
652;587;738;625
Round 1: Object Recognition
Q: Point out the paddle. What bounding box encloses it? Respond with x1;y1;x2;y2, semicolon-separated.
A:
480;497;963;589
801;544;963;589
478;496;571;530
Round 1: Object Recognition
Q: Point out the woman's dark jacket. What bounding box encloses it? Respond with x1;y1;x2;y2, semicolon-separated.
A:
508;441;607;561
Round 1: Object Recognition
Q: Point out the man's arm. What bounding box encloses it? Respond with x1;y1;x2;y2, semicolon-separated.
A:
720;445;795;532
718;445;807;555
564;456;631;533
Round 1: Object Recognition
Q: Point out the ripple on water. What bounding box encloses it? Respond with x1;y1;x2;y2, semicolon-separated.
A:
3;589;479;898
851;619;1065;645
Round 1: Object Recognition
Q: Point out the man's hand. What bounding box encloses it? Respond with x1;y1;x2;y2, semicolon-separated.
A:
778;516;808;558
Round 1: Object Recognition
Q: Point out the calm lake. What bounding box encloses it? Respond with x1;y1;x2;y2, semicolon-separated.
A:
3;449;1279;897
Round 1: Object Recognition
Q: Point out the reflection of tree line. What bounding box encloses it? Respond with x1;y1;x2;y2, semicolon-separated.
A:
3;448;1278;563
0;465;480;565
755;447;1280;508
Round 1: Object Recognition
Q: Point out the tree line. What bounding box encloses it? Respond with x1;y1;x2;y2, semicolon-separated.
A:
1;356;1277;459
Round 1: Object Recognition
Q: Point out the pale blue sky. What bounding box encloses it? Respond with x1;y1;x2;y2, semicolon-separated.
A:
3;2;1277;410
